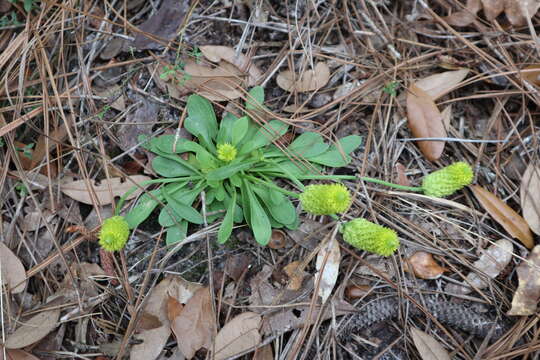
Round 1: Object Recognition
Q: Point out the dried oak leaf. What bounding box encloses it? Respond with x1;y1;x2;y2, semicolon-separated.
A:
60;175;151;205
0;242;27;293
520;162;540;235
414;69;469;101
508;245;540;316
5;309;61;349
276;62;330;92
172;287;215;359
406;84;446;161
446;239;514;295
471;185;534;248
213;312;262;360
405;252;447;280
410;327;451;360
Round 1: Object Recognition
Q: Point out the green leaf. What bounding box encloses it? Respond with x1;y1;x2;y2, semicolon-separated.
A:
239;120;289;154
166;222;188;245
218;190;236;244
154;135;189;154
246;86;265;110
159;205;180;227
216;112;238;144
307;135;362;167
252;185;296;226
231;116;249;145
196;149;217;170
288;132;329;158
244;182;272;245
162;186;204;224
184;95;218;149
215;183;226;202
206;161;255;182
152;156;194;177
124;190;161;229
230;174;242;188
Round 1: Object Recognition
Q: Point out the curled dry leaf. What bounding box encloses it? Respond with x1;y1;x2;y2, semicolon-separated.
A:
315;237;341;302
130;278;173;360
405;252;447;280
199;45;262;86
131;276;201;360
520;162;540;235
345;284;371;299
410;327;451;360
5;309;61;349
445;0;540;26
406;84;446;161
471;185;534;248
414;69;469;101
213;312;262;360
508;245;540;316
277;62;330;92
0;242;26;293
446;239;514;295
172;287;215;359
283;261;307;291
61;175;151;205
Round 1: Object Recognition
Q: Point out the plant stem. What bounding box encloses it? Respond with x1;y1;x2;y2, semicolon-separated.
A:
115;176;201;215
295;175;423;192
243;175;300;198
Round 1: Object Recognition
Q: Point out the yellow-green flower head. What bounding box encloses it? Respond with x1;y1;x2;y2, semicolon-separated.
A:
342;218;399;256
422;162;473;197
217;143;237;162
299;183;351;215
99;216;130;252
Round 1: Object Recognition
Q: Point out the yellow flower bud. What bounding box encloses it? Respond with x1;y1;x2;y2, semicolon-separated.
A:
99;216;130;252
217;143;237;162
342;218;399;256
422;162;473;197
299;183;351;215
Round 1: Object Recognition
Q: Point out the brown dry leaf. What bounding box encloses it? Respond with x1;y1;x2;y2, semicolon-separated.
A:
130;275;201;360
133;0;189;50
441;105;452;128
446;239;513;295
283;261;307;291
446;0;539;26
4;349;40;360
315;237;341;302
394;162;411;187
60;175;151;205
471;185;534;248
414;69;469;101
30;123;69;169
520;162;540;235
520;64;540;85
136;312;163;332
405;252;447;280
508;245;540;315
276;63;330;92
225;253;252;281
213;312;261;360
130;279;171;360
253;344;273;360
410;327;451;360
445;0;482;26
5;309;60;349
172;287;215;359
406;84;446;161
167;295;184;322
199;45;262;86
489;0;540;26
93;85;126;112
0;242;26;293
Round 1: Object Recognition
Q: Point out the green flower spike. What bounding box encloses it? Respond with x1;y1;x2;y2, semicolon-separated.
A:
341;218;399;256
99;216;130;252
299;183;351;215
422;162;473;197
217;143;237;162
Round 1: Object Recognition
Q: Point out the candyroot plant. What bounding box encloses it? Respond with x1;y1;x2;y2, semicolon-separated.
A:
117;87;362;246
